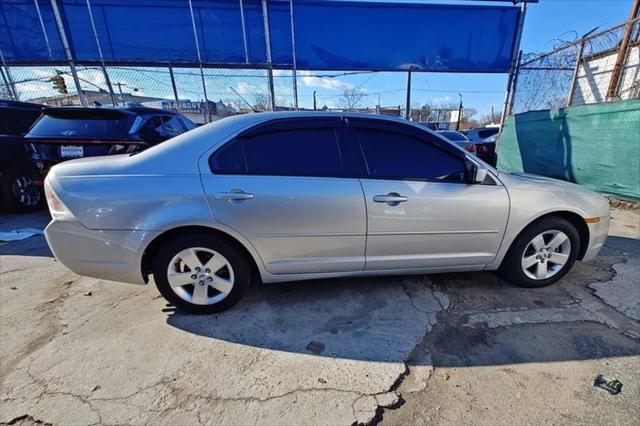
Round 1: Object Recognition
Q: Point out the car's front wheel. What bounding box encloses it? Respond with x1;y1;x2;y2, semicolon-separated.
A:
152;234;251;314
500;217;580;287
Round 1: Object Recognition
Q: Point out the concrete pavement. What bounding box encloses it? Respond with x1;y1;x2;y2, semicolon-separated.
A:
1;207;638;425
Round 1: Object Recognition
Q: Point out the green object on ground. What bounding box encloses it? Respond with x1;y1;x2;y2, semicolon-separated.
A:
498;99;640;200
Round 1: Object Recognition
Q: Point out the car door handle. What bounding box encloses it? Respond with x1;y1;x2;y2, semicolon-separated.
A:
214;191;254;201
373;193;408;205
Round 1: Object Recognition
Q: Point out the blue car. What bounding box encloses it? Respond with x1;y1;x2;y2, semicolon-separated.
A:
26;106;196;178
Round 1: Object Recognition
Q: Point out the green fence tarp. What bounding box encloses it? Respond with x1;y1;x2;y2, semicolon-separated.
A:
497;99;640;200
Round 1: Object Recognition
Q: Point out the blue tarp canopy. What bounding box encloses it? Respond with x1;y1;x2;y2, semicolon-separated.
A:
0;0;521;72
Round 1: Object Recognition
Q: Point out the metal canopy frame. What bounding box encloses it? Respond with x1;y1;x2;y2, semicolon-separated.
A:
1;0;531;117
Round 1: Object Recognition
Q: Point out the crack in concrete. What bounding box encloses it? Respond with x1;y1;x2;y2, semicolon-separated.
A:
359;278;447;425
1;279;75;390
0;414;52;426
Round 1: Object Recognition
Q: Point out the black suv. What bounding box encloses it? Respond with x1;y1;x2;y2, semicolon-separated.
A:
25;106;196;177
0;100;45;212
465;127;500;167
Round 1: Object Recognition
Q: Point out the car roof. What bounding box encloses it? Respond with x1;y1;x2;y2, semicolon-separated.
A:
41;105;182;117
0;100;45;111
222;110;438;130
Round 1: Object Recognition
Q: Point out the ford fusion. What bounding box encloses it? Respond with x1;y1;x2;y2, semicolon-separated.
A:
44;112;610;313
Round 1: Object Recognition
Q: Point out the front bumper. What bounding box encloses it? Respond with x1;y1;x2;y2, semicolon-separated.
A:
45;220;160;284
582;214;610;261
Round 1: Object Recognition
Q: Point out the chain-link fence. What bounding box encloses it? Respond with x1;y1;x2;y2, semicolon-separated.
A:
511;17;640;114
0;64;296;124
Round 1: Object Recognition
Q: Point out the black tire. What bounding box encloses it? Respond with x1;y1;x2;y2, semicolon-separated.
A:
152;234;251;314
499;217;580;288
1;167;44;213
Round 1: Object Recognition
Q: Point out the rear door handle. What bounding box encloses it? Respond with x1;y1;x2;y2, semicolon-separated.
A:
373;193;408;206
214;190;254;201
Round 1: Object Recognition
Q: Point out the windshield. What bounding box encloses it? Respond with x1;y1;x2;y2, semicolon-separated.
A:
440;131;467;142
28;111;134;139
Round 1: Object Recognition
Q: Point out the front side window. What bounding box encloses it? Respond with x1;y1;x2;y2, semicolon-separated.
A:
356;128;466;182
137;116;165;143
161;116;186;137
211;127;345;177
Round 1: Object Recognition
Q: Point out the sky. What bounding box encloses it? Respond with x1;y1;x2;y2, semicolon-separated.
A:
296;0;635;118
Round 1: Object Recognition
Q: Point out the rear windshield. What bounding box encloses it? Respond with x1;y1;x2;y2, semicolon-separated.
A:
28;111;134;139
439;131;467;141
478;128;499;138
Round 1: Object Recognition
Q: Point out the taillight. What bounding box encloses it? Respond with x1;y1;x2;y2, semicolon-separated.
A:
44;178;76;221
466;144;476;153
476;144;488;153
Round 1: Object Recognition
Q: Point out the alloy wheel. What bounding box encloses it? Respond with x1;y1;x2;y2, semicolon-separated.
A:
11;175;41;207
521;230;572;280
166;247;234;305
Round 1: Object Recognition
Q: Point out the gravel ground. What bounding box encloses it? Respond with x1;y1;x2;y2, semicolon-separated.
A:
0;207;638;425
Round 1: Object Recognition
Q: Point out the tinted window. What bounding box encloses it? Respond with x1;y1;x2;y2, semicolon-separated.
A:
180;117;197;130
356;128;466;182
28;114;133;139
478;128;499;139
0;108;41;135
161;116;186;138
439;131;467;141
137;116;165;144
211;128;344;177
211;138;245;174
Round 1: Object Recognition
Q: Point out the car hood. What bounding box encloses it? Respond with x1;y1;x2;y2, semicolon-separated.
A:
498;171;601;197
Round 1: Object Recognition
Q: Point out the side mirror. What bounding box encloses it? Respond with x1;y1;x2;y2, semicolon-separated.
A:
473;165;488;184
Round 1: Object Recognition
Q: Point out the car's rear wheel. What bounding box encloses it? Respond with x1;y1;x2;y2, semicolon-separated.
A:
500;217;580;287
1;167;44;213
152;235;251;314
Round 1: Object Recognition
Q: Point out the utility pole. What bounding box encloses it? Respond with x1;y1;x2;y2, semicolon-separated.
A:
313;90;317;111
606;0;639;100
491;105;495;123
405;71;412;120
456;93;463;131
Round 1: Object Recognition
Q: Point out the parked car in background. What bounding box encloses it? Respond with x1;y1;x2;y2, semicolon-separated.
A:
477;133;499;166
466;127;500;166
437;130;475;154
26;106;196;177
43;112;610;314
0;100;44;212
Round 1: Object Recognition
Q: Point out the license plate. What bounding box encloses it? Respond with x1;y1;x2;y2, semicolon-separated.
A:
60;145;84;158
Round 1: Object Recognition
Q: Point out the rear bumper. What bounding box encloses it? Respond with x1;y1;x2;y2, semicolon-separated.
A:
582;215;610;262
45;220;159;284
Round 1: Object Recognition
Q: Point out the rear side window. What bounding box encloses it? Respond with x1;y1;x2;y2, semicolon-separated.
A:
211;128;345;177
0;108;41;135
356;128;466;182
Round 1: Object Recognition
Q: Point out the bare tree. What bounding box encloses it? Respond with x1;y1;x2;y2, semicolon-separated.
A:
253;93;271;111
477;110;502;127
411;103;432;122
339;88;366;111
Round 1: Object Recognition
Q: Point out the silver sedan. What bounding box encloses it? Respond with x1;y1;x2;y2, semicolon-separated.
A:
44;112;610;313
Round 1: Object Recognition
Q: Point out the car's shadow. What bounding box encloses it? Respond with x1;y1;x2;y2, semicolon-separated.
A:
0;210;52;258
165;236;640;367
